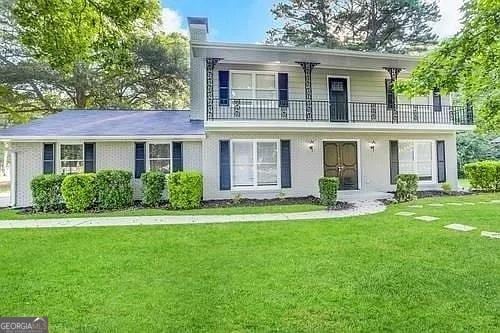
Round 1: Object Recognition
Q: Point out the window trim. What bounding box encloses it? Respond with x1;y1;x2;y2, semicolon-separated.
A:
229;70;279;102
57;142;85;174
398;140;437;184
230;139;281;191
146;141;173;174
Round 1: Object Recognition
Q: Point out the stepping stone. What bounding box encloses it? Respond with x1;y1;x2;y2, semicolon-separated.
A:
446;203;463;206
428;203;444;207
463;202;475;206
414;216;440;222
490;200;500;204
395;211;416;216
408;205;424;208
444;224;476;232
481;231;500;239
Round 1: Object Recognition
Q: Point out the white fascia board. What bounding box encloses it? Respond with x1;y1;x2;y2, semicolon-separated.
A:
204;121;474;133
191;41;423;62
0;135;206;142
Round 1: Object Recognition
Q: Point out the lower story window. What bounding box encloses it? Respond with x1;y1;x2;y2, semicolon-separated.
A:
148;143;171;173
232;140;279;188
60;144;84;174
399;141;434;181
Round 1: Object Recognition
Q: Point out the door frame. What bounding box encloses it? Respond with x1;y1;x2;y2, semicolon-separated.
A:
326;75;351;121
322;139;361;191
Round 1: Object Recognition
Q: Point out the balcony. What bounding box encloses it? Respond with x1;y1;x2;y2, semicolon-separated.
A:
207;99;474;125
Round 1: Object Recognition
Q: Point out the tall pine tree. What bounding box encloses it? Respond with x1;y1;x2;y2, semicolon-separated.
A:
266;0;440;53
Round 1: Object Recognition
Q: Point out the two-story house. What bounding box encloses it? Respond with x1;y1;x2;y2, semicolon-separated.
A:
0;17;474;207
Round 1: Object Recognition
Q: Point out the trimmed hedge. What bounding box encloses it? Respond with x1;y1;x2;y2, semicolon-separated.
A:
464;161;500;192
318;177;339;207
395;174;418;202
167;171;203;210
30;174;66;212
141;171;166;207
96;170;133;210
61;174;97;213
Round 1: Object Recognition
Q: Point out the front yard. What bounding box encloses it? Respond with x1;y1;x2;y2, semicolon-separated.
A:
0;193;498;332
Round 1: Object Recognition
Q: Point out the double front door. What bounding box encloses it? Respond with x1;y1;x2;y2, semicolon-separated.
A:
323;141;358;190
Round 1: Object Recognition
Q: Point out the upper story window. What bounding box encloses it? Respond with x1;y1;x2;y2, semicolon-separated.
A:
230;72;277;102
60;144;84;174
433;88;442;112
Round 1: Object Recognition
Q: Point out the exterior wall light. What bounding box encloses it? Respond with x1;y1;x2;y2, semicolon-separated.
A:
308;140;315;152
369;140;376;152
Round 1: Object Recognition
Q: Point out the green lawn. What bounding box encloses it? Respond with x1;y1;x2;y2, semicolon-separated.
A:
0;193;499;332
0;203;324;220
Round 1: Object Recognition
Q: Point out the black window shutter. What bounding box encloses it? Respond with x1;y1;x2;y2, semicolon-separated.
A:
84;143;96;173
278;73;289;107
43;143;55;174
437;140;446;183
389;140;399;185
433;88;442;112
219;140;231;190
385;79;395;109
135;142;146;179
172;142;183;172
280;140;291;188
219;71;229;106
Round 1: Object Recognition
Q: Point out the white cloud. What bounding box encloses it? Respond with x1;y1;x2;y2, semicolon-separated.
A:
433;0;463;38
156;7;187;35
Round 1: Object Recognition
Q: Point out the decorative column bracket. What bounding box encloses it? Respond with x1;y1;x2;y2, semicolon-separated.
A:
206;58;223;119
383;67;403;123
297;61;320;121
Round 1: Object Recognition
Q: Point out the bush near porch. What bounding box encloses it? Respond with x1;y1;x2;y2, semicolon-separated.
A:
318;177;339;207
464;161;500;192
396;174;419;202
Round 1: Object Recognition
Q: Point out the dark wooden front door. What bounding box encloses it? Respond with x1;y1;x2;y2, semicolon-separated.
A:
329;78;349;122
323;141;358;190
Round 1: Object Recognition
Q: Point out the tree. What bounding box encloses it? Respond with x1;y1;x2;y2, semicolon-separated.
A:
397;0;499;132
266;0;440;53
0;0;189;121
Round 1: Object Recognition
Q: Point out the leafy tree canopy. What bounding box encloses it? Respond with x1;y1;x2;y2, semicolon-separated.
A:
266;0;440;53
397;0;499;132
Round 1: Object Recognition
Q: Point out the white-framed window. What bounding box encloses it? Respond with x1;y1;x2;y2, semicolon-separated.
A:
230;71;277;106
231;140;280;189
60;144;84;174
148;143;171;174
398;140;435;182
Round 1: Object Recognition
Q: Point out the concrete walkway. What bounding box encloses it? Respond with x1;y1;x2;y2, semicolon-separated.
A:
0;200;386;229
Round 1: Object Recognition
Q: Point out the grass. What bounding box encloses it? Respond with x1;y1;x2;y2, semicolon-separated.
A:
0;193;499;332
0;203;325;220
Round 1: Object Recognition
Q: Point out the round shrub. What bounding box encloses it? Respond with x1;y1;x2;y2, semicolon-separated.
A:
395;174;418;202
61;174;96;213
464;161;500;192
96;170;133;210
30;174;66;212
167;171;203;210
141;171;166;207
318;177;339;207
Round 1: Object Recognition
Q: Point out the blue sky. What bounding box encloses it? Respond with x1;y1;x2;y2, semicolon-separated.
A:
160;0;462;43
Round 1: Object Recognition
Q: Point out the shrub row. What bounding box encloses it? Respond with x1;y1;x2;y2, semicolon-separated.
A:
32;170;133;213
395;174;418;202
31;170;204;213
464;160;500;192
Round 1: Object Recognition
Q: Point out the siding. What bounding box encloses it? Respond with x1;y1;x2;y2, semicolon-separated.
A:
202;132;458;200
11;140;203;207
213;63;452;106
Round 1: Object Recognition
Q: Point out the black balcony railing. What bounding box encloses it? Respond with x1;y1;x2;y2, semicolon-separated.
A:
208;98;474;125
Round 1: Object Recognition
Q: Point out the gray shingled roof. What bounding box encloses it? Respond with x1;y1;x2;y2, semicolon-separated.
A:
0;110;204;138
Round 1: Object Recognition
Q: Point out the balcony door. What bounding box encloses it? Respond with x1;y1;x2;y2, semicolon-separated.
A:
323;141;358;190
329;77;349;122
